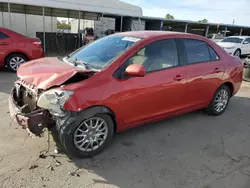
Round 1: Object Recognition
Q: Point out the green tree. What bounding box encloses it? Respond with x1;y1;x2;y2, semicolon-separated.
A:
165;14;174;19
198;19;208;23
57;20;71;30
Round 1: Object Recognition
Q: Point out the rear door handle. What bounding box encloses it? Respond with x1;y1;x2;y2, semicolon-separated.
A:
173;75;184;81
214;68;222;73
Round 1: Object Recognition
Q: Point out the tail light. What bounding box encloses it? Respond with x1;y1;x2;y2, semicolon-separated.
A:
32;41;42;48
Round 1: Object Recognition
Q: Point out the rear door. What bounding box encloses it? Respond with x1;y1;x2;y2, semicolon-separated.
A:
242;38;250;55
118;38;187;127
179;38;225;108
0;31;12;65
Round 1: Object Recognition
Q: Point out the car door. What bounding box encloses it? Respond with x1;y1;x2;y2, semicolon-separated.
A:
117;39;187;127
242;38;250;55
179;38;225;108
0;31;12;65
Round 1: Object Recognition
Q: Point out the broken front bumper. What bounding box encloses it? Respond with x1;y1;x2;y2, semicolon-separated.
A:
8;93;53;135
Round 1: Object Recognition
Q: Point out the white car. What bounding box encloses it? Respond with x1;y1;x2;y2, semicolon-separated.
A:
217;36;250;57
207;33;224;43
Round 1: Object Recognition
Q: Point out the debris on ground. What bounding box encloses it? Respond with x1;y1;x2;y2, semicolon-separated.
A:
46;165;54;171
39;153;47;159
54;159;62;166
29;165;38;170
68;171;80;177
54;147;61;154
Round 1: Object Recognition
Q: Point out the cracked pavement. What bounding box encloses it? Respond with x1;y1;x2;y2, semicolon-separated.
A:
0;71;250;188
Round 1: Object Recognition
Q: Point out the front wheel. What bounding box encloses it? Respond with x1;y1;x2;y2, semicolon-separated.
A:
234;49;241;57
205;85;231;116
59;114;114;158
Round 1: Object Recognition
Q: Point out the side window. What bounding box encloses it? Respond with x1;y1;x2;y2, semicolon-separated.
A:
208;46;219;61
0;32;9;40
128;39;179;72
183;39;211;64
244;38;250;43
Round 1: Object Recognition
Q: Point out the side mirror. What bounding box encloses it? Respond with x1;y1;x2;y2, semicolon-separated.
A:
243;41;249;44
125;64;146;77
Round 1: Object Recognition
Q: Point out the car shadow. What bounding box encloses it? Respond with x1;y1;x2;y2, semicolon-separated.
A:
50;95;250;188
0;70;17;95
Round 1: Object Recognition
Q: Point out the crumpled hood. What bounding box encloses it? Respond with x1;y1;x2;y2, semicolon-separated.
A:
217;42;236;48
17;57;92;90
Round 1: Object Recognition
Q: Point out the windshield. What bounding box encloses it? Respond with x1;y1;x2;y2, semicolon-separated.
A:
66;35;142;70
221;37;243;43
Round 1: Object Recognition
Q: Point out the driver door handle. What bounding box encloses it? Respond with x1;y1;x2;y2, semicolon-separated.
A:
214;68;222;73
173;75;184;81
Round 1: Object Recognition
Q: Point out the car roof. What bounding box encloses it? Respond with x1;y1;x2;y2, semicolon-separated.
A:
227;36;249;39
0;27;26;38
115;31;203;39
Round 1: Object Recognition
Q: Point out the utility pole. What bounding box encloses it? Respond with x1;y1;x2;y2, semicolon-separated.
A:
232;19;235;25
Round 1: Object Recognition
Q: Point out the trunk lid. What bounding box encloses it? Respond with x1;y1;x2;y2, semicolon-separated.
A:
17;57;93;90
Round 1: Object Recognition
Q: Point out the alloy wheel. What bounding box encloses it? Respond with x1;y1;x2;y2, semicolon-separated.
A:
73;117;108;152
9;56;25;70
214;89;229;113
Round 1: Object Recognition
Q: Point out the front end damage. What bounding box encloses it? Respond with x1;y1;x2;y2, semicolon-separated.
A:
9;79;73;136
9;80;53;135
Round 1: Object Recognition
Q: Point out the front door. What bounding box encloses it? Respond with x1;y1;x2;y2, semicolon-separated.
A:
118;39;187;127
180;38;225;108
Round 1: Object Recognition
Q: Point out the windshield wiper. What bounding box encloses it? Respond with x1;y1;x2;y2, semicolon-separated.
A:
74;58;92;70
67;57;91;70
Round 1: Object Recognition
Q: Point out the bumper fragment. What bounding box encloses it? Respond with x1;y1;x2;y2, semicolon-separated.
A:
9;95;53;135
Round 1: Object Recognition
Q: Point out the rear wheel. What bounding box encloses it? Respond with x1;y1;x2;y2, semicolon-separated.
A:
234;49;241;57
59;114;114;158
205;85;231;116
6;53;28;72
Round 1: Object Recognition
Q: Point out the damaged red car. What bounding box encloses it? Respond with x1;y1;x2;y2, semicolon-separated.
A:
9;31;243;158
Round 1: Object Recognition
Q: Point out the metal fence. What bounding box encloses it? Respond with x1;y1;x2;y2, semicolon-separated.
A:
36;32;83;57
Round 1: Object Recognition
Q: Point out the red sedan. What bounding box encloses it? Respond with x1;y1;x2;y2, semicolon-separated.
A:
9;31;243;158
0;27;44;72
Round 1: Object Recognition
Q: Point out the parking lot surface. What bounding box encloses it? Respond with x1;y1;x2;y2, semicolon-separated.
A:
0;71;250;188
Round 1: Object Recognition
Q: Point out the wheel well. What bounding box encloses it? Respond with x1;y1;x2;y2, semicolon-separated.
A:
235;48;241;54
4;52;29;65
223;82;234;97
79;105;117;133
108;113;117;133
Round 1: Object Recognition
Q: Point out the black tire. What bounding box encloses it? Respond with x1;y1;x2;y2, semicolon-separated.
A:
5;53;28;72
205;85;231;116
59;113;114;158
234;49;241;57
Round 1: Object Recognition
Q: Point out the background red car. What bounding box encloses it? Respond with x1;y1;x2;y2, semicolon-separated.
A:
0;27;44;72
9;31;243;158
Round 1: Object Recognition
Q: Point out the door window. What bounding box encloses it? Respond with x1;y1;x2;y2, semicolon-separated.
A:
127;39;179;72
183;39;211;64
0;32;9;40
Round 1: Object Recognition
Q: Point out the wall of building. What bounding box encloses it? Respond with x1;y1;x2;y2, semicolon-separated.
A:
0;12;57;38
